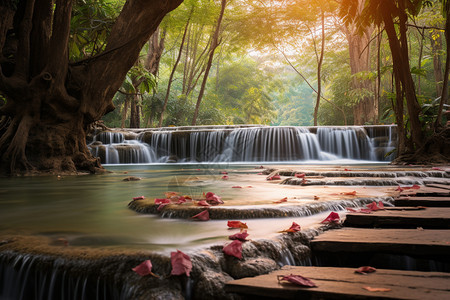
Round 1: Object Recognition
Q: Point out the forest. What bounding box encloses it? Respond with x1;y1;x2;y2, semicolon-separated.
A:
95;0;448;129
0;0;449;175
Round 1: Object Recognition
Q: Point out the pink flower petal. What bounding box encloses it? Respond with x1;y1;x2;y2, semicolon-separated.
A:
278;274;317;287
133;196;145;200
197;200;210;207
355;266;376;274
229;230;249;241
320;212;340;224
170;250;192;277
223;240;243;259
192;210;210;221
132;260;153;276
227;221;248;229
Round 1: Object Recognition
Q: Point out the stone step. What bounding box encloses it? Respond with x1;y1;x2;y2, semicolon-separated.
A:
225;265;450;300
343;207;450;229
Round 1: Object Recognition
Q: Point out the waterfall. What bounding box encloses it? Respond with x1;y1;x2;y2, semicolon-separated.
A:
89;125;396;164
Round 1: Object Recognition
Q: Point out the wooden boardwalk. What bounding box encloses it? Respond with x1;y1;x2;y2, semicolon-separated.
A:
226;181;450;299
344;207;450;228
225;265;450;299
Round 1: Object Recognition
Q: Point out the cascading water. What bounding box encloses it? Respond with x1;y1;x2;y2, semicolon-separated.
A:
88;125;396;164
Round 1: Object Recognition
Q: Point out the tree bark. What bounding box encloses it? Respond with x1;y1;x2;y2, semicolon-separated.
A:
381;2;423;149
0;0;183;175
192;0;227;125
313;11;325;127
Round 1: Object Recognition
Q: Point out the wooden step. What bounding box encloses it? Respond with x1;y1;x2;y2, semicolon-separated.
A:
310;228;450;272
426;183;450;190
394;196;450;207
343;207;450;229
225;265;450;300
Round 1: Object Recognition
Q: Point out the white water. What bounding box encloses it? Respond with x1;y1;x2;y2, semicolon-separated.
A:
88;125;396;164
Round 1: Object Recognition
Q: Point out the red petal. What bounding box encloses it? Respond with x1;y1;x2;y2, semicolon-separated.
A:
133;196;145;200
273;197;288;204
227;220;248;229
155;198;170;204
232;186;242;188
132;260;153;276
170;250;192;277
197;200;210;207
229;230;249;241
295;173;305;178
355;266;376;274
223;240;243;259
221;171;228;174
157;203;170;211
280;222;301;233
221;175;229;180
192;209;210;221
411;184;420;189
378;201;385;209
176;196;187;204
341;191;357;196
278;274;317;287
267;175;281;180
320;212;340;224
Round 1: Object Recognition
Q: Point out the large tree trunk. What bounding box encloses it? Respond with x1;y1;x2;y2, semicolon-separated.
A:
0;0;183;176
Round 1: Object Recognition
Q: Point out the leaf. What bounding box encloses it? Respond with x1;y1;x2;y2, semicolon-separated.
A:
132;260;157;277
355;266;376;274
277;274;317;287
192;210;209;221
133;196;145;200
363;286;391;292
227;220;248;229
320;212;340;224
273;197;288;204
223;240;243;259
229;230;249;241
170;250;192;277
279;222;301;233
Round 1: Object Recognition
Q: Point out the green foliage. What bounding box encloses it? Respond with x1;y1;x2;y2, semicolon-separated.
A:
70;0;123;61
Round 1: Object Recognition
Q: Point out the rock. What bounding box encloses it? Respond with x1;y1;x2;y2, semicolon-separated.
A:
225;258;278;279
123;176;141;181
193;270;238;300
167;155;179;163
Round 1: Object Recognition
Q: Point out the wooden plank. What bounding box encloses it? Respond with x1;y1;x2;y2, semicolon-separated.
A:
426;183;450;191
399;186;450;197
310;228;450;256
395;196;450;207
343;207;450;229
225;266;450;300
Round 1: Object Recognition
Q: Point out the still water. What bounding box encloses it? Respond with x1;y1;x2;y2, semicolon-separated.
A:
0;164;358;252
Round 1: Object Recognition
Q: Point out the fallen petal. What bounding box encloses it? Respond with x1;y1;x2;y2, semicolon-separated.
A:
133;196;145;200
221;171;228;174
165;191;179;198
170;250;192;277
192;210;209;221
197;200;210;207
320;212;340;224
132;260;154;277
277;274;317;287
295;173;306;178
340;191;357;196
223;240;243;259
227;220;248;229
273;197;288;204
355;266;376;274
155;198;170;205
221;175;229;180
232;186;242;188
229;230;249;241
279;222;301;233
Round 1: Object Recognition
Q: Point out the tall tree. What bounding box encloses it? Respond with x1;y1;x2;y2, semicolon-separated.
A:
0;0;183;175
341;0;425;152
192;0;227;125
